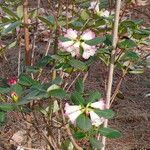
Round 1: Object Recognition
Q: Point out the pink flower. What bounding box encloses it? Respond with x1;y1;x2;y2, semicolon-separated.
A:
90;100;105;110
64;99;106;126
64;103;82;124
81;30;95;41
59;29;97;59
7;77;17;85
89;111;105;127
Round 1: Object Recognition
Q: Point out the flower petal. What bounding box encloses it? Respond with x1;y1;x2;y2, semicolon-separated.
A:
81;43;96;59
68;110;82;124
65;29;78;40
59;41;74;48
89;1;99;13
81;30;95;41
90;111;104;127
64;103;82;115
90;100;105;110
101;10;109;17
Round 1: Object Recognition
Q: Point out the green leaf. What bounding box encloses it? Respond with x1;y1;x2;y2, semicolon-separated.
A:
69;58;88;70
73;131;86;140
94;109;115;119
48;88;68;99
17;5;23;18
3;20;21;34
36;55;53;68
18;90;48;105
76;114;92;131
87;91;101;103
81;10;90;20
90;138;103;149
133;29;150;39
19;74;39;86
59;36;71;42
71;21;83;27
38;16;54;26
1;6;19;19
10;84;23;96
121;50;140;62
0;87;10;94
0;111;6;123
52;77;63;85
118;39;137;49
85;37;105;46
61;139;74;150
71;91;85;105
0;104;15;111
75;79;84;94
99;127;122;138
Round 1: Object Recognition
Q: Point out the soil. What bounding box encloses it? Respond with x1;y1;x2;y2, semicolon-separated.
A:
0;1;150;150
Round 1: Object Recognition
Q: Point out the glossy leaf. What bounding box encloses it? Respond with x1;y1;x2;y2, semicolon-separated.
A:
0;87;10;94
71;91;85;105
75;79;84;94
85;37;105;46
19;74;39;86
0;6;19;19
76;114;92;131
99;127;122;138
118;39;137;49
10;84;23;96
73;131;86;140
48;88;68;99
61;139;74;150
87;91;101;103
0;104;15;111
36;55;53;68
90;138;103;149
17;5;23;18
69;58;88;70
0;111;6;123
59;36;71;42
94;109;115;119
3;20;21;34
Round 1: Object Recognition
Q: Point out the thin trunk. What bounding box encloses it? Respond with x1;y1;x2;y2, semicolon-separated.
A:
23;0;31;66
101;0;122;150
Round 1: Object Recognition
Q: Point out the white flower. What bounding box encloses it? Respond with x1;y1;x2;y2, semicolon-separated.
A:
89;1;100;13
64;28;78;40
59;29;97;59
101;10;110;17
64;99;106;127
81;30;95;41
90;100;105;110
90;111;105;127
64;103;82;124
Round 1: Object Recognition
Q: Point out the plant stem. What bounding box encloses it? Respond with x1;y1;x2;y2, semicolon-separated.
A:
23;0;31;66
101;0;122;150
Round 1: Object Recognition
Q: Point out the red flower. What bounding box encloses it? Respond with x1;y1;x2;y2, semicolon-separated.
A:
7;77;17;85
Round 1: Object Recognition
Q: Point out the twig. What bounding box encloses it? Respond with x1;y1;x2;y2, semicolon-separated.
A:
66;73;81;92
101;0;122;150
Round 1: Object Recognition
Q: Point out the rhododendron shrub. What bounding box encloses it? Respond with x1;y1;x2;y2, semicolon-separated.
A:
0;0;149;149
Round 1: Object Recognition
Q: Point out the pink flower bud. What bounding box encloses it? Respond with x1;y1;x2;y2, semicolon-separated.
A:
7;77;17;85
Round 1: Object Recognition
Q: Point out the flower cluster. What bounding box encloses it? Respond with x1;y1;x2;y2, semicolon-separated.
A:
64;100;106;127
59;29;97;59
